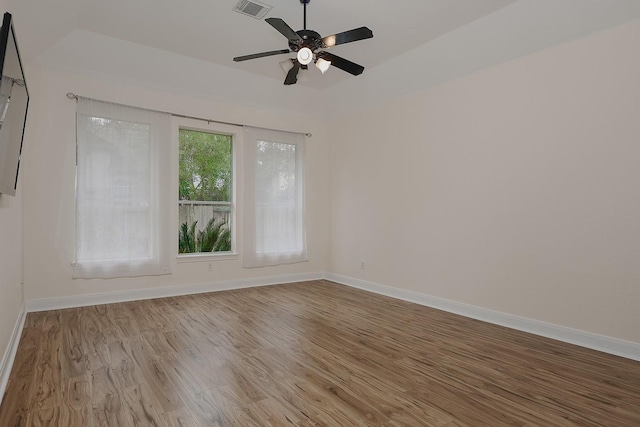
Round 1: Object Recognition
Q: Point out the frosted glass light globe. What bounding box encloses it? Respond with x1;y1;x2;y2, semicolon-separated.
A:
296;47;313;65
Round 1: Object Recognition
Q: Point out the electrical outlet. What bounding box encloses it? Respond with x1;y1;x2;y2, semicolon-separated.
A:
360;261;366;269
208;262;213;272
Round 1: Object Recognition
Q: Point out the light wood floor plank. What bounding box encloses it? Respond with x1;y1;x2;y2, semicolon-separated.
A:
127;338;186;414
90;366;129;426
0;376;34;426
60;375;92;426
120;383;166;427
8;327;41;379
2;280;640;426
161;407;199;427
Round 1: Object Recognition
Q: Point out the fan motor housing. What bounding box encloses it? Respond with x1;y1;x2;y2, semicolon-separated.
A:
290;29;322;51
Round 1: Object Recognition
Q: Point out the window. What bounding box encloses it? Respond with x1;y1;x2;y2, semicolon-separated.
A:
243;126;307;267
74;98;172;278
178;128;233;255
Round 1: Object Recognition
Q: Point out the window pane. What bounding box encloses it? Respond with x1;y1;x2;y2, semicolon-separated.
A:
241;126;307;267
178;129;232;254
77;115;152;261
255;140;299;253
74;97;172;279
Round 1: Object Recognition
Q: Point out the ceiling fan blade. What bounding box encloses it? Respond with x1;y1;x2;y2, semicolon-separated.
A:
317;51;365;76
266;17;302;42
284;61;301;85
233;49;291;62
322;27;373;48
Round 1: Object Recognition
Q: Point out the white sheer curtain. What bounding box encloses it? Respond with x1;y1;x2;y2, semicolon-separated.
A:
74;98;172;278
243;126;308;267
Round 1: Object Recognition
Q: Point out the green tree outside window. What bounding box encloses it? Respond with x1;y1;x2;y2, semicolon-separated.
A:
178;129;232;253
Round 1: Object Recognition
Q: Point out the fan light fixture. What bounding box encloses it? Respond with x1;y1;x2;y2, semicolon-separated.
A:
296;47;313;65
315;57;331;74
280;59;294;73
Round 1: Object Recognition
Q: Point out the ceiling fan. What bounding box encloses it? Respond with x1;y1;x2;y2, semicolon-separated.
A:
233;0;373;85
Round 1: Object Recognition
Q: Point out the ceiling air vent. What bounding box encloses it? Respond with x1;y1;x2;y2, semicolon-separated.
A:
233;0;272;20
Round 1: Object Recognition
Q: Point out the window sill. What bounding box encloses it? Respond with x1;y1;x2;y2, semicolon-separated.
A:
177;253;239;263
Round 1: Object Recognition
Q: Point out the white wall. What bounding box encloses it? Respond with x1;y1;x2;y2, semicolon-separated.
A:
21;65;329;302
0;183;23;382
0;0;25;394
328;19;640;343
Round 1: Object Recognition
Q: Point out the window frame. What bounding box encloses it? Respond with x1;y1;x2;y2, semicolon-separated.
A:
172;117;241;261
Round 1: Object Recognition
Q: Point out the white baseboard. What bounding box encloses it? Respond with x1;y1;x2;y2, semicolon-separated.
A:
325;273;640;362
0;303;26;408
26;272;324;312
22;271;640;362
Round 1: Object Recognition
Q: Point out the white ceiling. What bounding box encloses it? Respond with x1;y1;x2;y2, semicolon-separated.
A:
10;0;640;118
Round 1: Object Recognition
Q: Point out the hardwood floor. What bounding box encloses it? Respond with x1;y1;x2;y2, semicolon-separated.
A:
1;280;640;426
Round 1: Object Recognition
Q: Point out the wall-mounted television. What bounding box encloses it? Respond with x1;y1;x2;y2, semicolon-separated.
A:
0;12;29;196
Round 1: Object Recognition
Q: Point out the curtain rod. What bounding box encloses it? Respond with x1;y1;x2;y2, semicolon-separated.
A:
65;92;312;137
